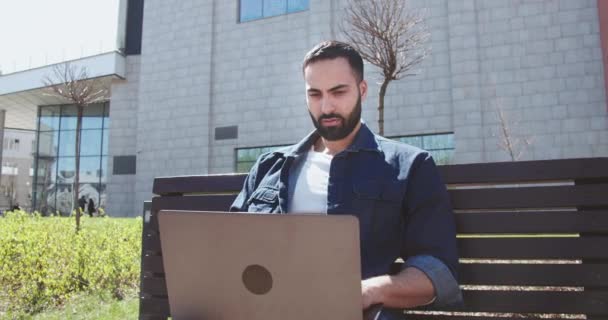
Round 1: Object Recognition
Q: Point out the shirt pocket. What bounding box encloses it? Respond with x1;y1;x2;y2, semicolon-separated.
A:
353;180;403;247
247;186;279;213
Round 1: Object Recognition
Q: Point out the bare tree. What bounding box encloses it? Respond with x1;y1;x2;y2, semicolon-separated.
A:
496;104;532;161
340;0;430;136
43;63;109;231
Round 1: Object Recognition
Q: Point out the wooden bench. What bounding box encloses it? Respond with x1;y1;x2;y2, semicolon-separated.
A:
139;157;608;319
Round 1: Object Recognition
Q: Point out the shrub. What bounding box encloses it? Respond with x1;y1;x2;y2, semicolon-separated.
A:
0;210;142;315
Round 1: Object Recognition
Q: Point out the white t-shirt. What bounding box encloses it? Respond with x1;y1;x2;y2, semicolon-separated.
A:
287;150;332;214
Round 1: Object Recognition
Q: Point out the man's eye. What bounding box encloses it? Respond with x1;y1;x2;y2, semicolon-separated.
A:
309;93;321;97
334;91;345;95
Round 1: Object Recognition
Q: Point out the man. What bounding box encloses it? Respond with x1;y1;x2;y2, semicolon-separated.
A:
78;196;87;213
231;41;462;316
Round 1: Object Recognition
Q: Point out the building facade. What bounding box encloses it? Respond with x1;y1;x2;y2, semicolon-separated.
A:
1;0;607;216
1;127;36;211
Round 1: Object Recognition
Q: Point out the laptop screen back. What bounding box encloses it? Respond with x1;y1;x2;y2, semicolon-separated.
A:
158;210;362;320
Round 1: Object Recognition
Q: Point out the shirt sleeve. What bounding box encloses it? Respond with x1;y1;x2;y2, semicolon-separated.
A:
229;152;270;212
403;255;462;307
400;152;462;307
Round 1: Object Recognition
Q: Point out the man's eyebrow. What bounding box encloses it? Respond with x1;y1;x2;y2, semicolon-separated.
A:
328;84;349;92
306;84;350;93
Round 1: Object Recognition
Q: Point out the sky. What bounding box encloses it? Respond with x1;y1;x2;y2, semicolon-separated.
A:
0;0;121;74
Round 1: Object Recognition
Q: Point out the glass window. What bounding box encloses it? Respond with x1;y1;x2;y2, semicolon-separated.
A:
34;103;109;215
55;183;73;214
430;149;453;165
423;134;455;150
287;0;308;12
240;0;308;22
103;103;110;129
102;129;108;155
103;117;110;130
398;136;422;148
235;145;288;173
394;133;455;165
37;131;60;157
100;156;108;183
57;157;76;183
60;105;79;130
58;131;76;157
80;129;103;156
60;105;106;130
240;0;263;22
82;103;105;129
79;183;100;212
79;156;102;184
39;106;61;131
96;183;107;209
38;158;59;184
264;0;287;17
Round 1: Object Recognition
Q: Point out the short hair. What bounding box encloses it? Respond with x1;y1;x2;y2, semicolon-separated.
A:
302;40;364;82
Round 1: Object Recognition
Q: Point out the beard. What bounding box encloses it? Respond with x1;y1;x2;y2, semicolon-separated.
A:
309;95;362;141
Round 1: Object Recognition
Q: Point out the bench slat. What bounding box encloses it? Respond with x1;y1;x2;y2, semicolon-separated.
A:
457;290;608;315
141;231;608;260
146;209;608;237
459;237;608;259
150;158;608;195
142;255;164;273
151;184;608;212
141;276;167;297
149;195;237;231
460;263;608;287
140;262;608;292
439;158;608;184
139;297;170;318
151;181;608;212
137;289;608;316
153;174;246;196
151;195;236;212
138;289;608;315
450;184;608;209
405;315;585;320
456;210;608;234
148;196;608;234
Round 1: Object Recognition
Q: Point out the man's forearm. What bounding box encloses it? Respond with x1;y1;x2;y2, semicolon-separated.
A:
361;267;435;310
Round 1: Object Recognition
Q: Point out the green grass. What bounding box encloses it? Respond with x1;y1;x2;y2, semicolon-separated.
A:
0;211;142;319
1;291;139;320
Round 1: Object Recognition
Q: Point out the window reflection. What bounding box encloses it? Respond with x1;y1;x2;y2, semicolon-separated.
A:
37;131;59;157
58;131;76;157
40;106;61;131
81;130;103;156
394;133;455;165
33;102;110;215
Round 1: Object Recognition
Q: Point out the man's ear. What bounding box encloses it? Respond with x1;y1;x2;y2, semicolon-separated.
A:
359;79;368;101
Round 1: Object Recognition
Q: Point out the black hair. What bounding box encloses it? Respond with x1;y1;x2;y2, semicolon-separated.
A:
302;40;364;82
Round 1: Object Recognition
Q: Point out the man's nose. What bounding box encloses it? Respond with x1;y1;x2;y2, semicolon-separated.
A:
320;97;335;114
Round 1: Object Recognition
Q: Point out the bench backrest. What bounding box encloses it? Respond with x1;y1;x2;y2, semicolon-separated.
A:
139;158;608;320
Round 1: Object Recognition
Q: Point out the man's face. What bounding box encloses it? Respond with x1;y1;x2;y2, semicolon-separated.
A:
304;57;367;141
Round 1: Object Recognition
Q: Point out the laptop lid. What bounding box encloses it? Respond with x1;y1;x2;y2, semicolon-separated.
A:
158;210;362;320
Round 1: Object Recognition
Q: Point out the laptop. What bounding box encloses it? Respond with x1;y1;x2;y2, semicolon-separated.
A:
158;210;363;320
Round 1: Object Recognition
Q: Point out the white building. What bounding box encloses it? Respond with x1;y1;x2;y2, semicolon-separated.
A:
1;0;607;216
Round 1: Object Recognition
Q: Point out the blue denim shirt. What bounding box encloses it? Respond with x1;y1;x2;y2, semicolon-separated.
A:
230;123;462;307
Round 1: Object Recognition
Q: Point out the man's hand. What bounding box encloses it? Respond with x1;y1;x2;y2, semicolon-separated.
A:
361;276;389;309
361;268;435;310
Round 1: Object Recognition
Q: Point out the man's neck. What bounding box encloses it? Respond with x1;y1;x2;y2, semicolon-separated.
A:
313;122;362;156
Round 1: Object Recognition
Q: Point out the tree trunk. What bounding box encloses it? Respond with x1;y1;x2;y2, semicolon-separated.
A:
378;78;391;136
74;105;84;232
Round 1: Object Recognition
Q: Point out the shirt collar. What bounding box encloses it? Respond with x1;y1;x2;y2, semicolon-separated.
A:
274;121;382;158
